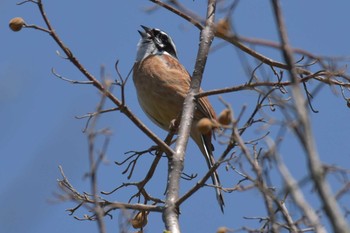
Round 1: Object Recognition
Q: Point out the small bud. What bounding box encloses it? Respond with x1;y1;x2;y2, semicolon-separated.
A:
104;79;113;87
218;109;232;125
216;226;231;233
197;118;213;135
216;18;231;36
9;17;25;32
131;211;148;229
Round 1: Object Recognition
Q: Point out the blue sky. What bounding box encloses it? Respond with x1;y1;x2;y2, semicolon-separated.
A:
2;1;350;232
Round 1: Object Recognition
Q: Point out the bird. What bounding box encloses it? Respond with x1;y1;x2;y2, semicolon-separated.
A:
133;25;225;212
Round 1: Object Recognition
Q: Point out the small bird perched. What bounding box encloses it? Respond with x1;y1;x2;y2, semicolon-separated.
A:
133;25;224;212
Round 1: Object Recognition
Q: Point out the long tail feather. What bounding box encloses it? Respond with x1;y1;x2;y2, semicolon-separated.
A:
201;135;225;212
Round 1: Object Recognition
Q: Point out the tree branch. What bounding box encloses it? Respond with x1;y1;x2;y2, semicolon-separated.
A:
271;1;350;232
162;1;217;232
34;0;174;156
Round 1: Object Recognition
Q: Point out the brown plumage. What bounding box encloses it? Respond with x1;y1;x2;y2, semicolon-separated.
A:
133;26;224;212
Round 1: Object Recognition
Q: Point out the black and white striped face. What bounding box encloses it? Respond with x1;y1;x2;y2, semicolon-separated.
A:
136;25;178;62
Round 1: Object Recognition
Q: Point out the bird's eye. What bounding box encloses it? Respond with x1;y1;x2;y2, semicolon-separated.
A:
151;28;177;58
159;34;168;43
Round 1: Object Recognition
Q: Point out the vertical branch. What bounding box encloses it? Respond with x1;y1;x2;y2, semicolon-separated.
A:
271;1;350;232
162;1;217;232
87;131;107;233
86;76;110;233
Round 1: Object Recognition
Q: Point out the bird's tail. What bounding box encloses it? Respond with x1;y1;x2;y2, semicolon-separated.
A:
200;135;225;213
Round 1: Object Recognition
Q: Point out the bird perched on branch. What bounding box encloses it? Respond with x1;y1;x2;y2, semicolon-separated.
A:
133;25;224;212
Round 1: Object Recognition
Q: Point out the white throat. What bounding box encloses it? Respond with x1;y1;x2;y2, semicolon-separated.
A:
135;39;158;62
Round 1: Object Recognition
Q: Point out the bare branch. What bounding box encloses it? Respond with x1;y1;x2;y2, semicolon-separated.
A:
269;139;326;233
31;0;174;156
163;1;217;232
271;0;350;232
196;70;348;98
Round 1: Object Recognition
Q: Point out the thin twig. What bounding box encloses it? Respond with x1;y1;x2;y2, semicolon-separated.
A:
52;68;94;84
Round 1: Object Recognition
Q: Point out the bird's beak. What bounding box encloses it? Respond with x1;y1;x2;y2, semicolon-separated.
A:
138;25;152;38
